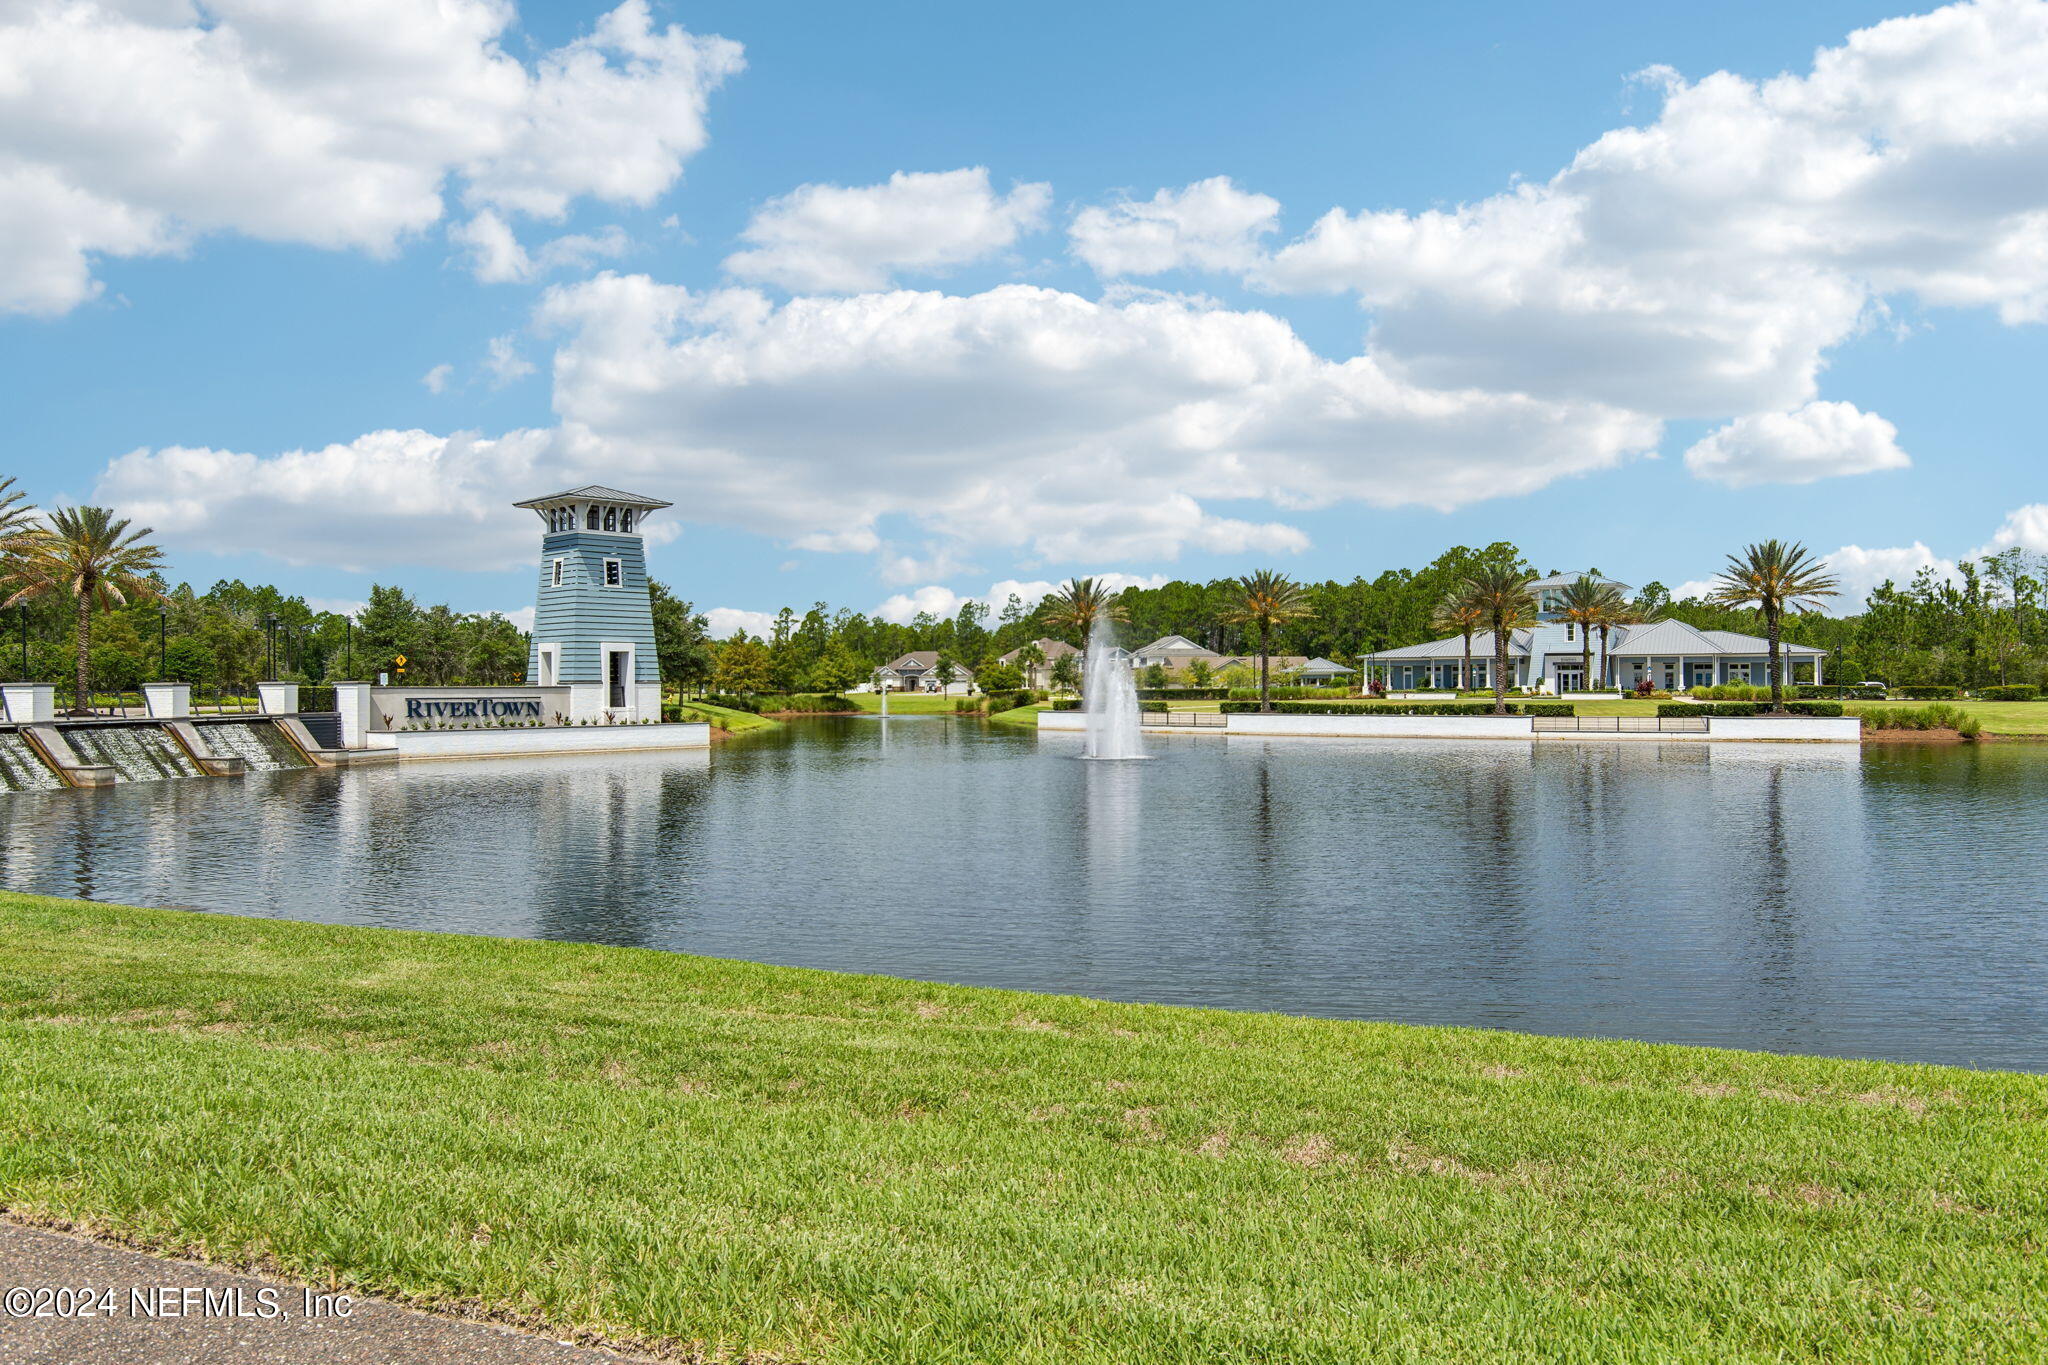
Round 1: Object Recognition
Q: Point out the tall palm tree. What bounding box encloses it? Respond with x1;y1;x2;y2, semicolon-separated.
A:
2;506;165;714
1709;540;1839;712
1221;570;1312;712
1017;641;1046;689
1556;575;1607;692
1040;577;1127;647
1429;593;1486;692
1589;583;1634;691
1458;566;1537;715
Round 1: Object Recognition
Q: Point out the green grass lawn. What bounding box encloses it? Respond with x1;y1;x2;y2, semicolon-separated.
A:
844;692;967;715
988;701;1052;726
672;700;781;734
1;893;2042;1362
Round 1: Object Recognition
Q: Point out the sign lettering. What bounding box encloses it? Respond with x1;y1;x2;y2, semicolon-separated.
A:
403;697;545;721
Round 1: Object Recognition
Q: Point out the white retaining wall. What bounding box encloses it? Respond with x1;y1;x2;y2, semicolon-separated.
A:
1035;710;1861;743
1705;717;1861;743
367;721;711;760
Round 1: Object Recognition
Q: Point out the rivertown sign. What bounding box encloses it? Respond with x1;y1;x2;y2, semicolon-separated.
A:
404;696;544;722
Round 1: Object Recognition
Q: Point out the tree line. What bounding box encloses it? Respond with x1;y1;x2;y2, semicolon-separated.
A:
7;477;2045;709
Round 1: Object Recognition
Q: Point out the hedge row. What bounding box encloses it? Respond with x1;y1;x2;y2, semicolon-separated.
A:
1976;685;2041;702
1225;685;1355;700
1656;702;1846;717
1895;686;1961;700
1050;699;1169;712
1135;688;1231;700
704;693;858;714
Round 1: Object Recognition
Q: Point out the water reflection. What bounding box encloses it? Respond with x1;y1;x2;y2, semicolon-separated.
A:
3;722;2045;1070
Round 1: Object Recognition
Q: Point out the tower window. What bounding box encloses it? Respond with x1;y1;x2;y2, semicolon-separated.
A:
604;558;622;587
550;558;564;587
620;510;633;533
586;506;600;530
604;506;618;532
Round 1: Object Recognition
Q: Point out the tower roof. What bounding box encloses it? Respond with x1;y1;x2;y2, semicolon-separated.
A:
514;484;672;510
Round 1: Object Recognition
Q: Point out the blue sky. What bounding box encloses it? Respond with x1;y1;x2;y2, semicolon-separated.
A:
3;0;2044;633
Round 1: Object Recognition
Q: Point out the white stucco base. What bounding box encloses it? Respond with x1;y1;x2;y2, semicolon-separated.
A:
1035;711;1861;743
366;721;710;760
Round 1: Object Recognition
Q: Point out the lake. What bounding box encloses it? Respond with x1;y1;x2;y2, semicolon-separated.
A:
4;716;2045;1071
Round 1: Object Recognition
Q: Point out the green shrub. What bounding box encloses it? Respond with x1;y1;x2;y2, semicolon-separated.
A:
1859;703;1977;735
1136;688;1230;700
1976;685;2040;702
1896;686;1960;700
1052;699;1081;711
1225;685;1354;701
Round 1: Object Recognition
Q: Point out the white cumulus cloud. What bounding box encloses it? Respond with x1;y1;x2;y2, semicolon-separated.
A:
1683;401;1910;488
533;274;1656;568
875;573;1170;625
0;0;740;314
704;607;779;638
1070;176;1281;278
1255;0;2048;418
1821;542;1958;608
723;167;1051;292
1976;503;2048;556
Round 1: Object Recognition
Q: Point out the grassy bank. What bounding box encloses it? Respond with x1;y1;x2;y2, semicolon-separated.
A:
1;893;2042;1363
988;701;1051;726
844;692;964;715
671;700;781;734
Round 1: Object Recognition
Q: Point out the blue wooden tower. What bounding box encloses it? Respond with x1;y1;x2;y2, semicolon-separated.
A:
514;484;671;721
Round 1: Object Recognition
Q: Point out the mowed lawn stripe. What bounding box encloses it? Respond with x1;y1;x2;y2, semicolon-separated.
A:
0;892;2041;1363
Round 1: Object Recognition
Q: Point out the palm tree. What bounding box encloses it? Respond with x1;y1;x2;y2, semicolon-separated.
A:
1221;570;1312;712
1017;641;1046;689
0;476;36;546
1458;566;1537;714
1708;540;1839;711
1556;575;1607;692
1429;593;1486;692
1040;577;1127;647
1590;583;1634;691
2;506;166;714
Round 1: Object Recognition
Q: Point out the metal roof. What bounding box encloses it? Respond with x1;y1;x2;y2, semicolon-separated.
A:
513;484;673;510
1366;618;1827;661
1529;570;1632;592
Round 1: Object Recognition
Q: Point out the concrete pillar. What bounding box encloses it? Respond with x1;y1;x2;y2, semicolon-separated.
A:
141;682;191;718
331;682;373;748
256;682;300;714
1;682;54;724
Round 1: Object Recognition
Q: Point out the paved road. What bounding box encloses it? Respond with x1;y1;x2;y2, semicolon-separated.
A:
0;1221;660;1364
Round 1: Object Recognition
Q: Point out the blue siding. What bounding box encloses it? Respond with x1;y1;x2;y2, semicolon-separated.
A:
524;530;660;684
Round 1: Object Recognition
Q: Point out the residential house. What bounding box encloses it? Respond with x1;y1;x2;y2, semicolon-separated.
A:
995;638;1081;690
875;651;976;694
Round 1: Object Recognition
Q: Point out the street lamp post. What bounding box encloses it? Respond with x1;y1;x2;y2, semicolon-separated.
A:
157;603;168;677
263;612;279;682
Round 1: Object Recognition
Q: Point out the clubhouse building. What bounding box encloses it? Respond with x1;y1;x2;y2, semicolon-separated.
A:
1361;573;1829;692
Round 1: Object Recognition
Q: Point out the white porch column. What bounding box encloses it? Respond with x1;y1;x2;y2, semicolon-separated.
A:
256;682;300;714
141;682;190;718
1813;655;1824;686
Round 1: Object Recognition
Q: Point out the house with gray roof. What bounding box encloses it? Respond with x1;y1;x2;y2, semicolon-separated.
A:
996;638;1081;689
1363;616;1827;693
875;651;975;694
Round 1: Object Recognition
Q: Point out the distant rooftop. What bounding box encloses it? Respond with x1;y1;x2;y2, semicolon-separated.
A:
1529;570;1632;593
513;484;673;510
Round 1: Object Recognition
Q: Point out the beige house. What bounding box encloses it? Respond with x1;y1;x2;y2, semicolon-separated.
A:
996;638;1081;689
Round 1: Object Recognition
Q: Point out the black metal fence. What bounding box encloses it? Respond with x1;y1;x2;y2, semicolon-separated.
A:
1532;715;1708;734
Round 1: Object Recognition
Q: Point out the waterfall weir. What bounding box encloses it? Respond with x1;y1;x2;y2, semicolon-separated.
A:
60;725;201;782
203;721;311;771
0;731;64;791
